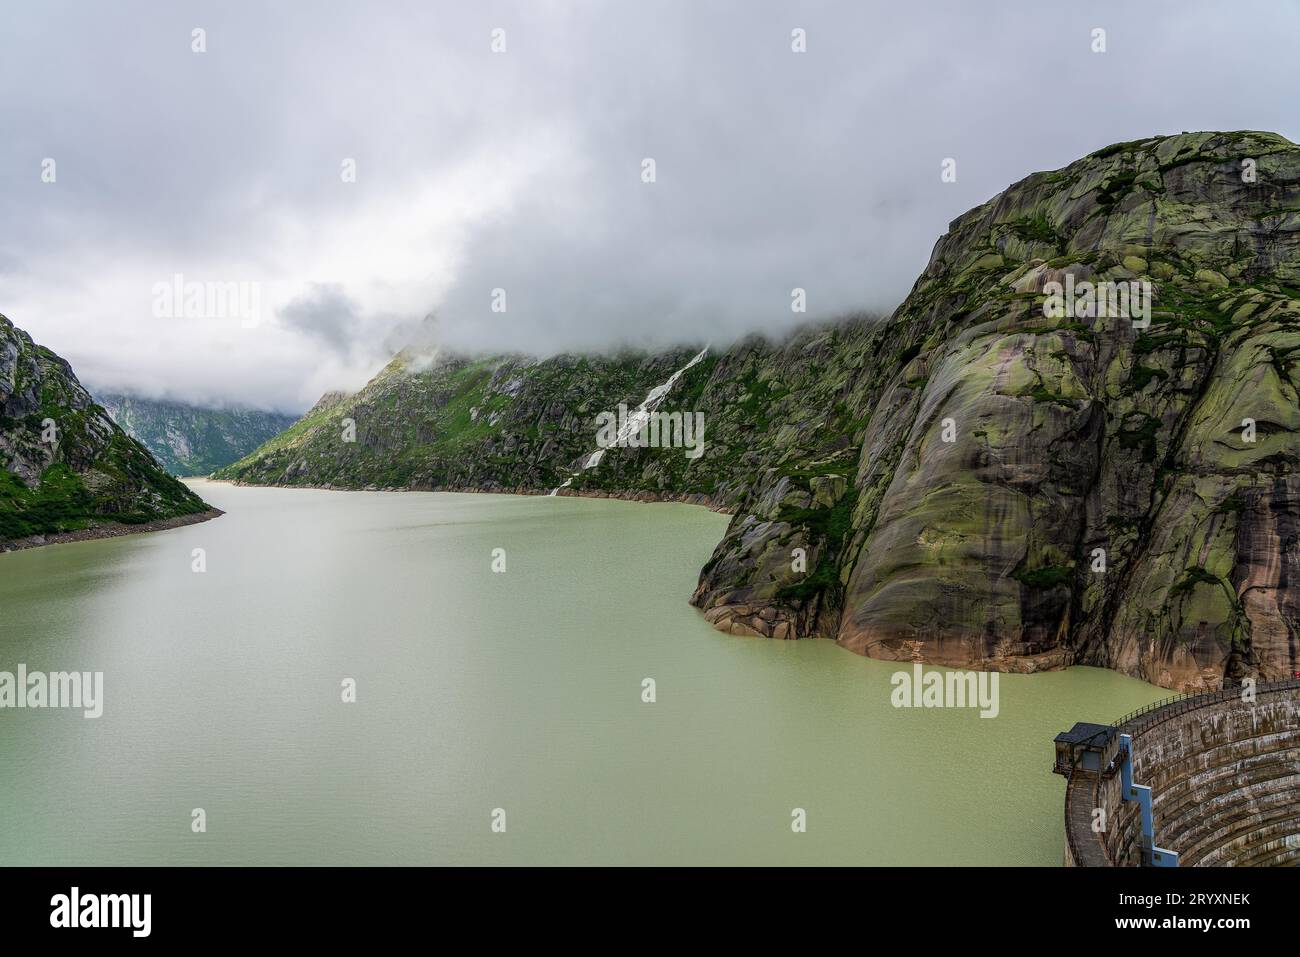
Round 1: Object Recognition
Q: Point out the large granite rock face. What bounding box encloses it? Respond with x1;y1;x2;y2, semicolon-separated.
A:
699;131;1300;691
1;314;211;544
222;131;1300;691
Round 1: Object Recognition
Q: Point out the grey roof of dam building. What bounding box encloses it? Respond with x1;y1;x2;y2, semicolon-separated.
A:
1053;722;1115;748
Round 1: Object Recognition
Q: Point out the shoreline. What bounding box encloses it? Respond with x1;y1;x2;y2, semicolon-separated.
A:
197;481;1204;691
199;477;736;515
0;508;224;555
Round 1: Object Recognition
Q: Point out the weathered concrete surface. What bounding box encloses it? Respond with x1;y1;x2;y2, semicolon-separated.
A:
1065;680;1300;866
1064;772;1109;867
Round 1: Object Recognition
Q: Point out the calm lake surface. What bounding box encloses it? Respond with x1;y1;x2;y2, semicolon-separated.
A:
0;481;1166;865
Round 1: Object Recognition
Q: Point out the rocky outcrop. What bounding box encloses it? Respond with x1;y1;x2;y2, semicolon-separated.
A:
697;131;1300;691
1;314;215;546
220;131;1300;692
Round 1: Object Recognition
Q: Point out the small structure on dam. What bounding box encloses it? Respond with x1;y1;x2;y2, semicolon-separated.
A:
1053;722;1179;866
1054;679;1300;867
1053;722;1114;774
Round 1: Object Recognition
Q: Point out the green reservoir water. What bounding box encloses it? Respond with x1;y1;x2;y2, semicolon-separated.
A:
0;481;1166;865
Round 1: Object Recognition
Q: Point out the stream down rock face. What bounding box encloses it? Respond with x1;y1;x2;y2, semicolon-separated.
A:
219;131;1300;692
695;131;1300;691
214;325;879;511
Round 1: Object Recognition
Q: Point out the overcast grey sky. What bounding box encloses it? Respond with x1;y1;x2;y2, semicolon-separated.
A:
2;0;1298;412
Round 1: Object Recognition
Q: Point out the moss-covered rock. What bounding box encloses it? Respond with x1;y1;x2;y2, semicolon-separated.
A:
697;130;1300;691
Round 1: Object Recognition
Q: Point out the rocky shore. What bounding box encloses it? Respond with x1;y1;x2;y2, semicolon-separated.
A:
0;508;224;554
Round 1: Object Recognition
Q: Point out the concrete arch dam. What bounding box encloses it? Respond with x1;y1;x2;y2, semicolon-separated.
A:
1055;679;1300;867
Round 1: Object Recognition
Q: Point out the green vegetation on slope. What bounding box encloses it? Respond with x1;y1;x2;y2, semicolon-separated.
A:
97;393;296;476
1;314;211;544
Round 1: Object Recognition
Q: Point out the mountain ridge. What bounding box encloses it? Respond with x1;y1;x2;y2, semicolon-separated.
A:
96;393;297;477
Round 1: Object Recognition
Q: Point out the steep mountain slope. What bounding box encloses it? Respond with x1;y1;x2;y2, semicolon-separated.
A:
221;131;1300;691
213;326;876;507
97;393;296;476
1;315;215;548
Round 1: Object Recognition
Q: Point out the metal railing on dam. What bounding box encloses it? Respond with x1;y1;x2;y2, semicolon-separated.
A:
1110;677;1300;737
1058;678;1300;867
